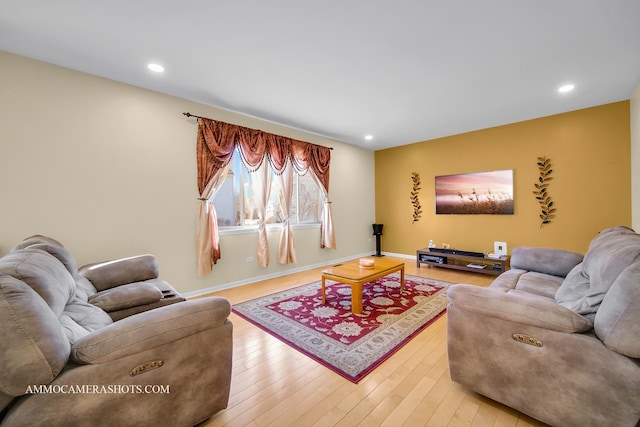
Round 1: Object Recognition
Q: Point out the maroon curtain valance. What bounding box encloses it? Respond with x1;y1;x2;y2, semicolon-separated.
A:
197;118;331;194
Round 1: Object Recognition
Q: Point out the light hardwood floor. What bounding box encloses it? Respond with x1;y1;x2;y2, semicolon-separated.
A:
199;257;551;427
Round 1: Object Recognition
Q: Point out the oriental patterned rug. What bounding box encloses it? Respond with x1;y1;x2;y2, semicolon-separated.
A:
232;273;451;383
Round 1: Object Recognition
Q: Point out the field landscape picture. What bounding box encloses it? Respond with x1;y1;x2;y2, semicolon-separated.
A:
435;170;514;214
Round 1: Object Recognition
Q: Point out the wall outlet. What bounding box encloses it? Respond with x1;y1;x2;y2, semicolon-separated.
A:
246;256;255;263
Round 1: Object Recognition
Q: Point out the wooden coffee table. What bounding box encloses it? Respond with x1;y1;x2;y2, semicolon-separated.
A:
321;258;405;314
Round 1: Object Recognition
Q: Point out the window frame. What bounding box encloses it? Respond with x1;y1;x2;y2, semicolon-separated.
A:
213;149;323;235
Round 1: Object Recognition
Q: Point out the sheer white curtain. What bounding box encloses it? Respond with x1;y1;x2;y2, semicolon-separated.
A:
250;161;272;267
276;163;297;264
308;169;336;249
196;163;231;275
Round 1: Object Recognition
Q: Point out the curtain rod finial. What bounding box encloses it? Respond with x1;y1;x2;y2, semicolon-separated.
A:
182;112;203;119
183;112;203;120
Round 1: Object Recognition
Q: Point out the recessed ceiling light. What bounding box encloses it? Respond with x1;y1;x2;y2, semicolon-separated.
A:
558;84;575;93
364;135;373;141
148;63;165;73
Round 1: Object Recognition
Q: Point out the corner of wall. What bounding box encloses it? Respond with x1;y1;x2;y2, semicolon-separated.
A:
631;82;640;230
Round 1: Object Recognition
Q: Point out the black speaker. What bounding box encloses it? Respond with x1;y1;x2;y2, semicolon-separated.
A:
372;224;383;235
372;223;384;256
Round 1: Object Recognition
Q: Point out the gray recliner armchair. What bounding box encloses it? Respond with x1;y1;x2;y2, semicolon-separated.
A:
0;237;233;426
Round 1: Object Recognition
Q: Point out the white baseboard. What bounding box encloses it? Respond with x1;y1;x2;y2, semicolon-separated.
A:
183;251;411;298
381;251;415;260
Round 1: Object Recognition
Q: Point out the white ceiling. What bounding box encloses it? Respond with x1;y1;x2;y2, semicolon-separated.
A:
1;1;639;150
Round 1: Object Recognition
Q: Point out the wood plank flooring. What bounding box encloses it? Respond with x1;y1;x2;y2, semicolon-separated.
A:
198;257;551;427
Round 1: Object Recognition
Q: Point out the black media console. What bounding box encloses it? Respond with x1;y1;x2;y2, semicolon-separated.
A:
416;247;510;276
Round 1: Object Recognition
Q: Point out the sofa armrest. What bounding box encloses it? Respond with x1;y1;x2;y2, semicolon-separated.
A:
71;296;231;364
79;255;159;291
447;284;592;333
88;282;162;312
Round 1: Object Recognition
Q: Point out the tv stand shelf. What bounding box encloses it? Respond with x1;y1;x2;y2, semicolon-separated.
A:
416;248;509;276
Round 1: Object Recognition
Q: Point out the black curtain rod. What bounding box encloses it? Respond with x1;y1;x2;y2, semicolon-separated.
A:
183;112;203;119
182;112;333;150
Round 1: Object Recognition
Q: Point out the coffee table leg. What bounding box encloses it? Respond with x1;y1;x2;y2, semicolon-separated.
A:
400;266;405;291
351;282;363;314
322;276;327;303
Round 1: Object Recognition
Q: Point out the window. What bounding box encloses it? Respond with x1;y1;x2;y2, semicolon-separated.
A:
212;148;322;228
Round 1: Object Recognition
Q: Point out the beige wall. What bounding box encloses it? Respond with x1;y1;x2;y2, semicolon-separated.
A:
632;82;640;230
0;51;376;295
375;102;631;256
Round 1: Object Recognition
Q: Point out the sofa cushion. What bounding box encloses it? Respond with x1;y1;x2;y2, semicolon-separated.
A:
490;269;563;299
13;237;78;275
489;268;527;291
556;226;640;320
594;262;640;358
514;272;564;299
0;248;112;343
11;234;66;253
61;293;114;344
12;236;99;298
447;284;593;333
74;275;98;301
510;246;583;277
0;275;70;396
71;297;231;364
0;249;74;316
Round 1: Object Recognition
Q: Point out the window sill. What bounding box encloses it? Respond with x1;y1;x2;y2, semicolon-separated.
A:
218;223;320;236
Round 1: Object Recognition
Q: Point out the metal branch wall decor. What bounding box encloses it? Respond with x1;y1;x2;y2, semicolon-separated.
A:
532;156;555;227
410;172;422;223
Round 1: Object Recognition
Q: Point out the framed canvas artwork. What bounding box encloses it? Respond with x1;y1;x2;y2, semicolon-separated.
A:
435;169;514;214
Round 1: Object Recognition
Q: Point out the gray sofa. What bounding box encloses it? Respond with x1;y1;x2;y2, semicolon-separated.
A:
447;226;640;427
0;237;233;426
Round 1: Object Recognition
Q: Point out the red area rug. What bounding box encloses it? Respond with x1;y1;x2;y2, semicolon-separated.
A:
232;272;451;383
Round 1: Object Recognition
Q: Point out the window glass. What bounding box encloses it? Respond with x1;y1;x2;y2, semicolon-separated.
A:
211;148;321;228
214;168;240;226
240;162;260;226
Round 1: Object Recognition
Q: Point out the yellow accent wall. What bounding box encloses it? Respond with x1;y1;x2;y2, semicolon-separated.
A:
375;101;631;255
